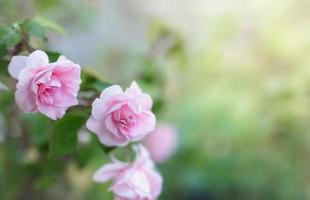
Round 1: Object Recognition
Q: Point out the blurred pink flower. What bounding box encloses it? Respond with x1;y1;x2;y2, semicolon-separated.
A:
8;50;81;120
93;145;162;200
143;123;178;163
86;82;156;147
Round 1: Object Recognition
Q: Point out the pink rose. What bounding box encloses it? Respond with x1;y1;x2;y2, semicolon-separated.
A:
86;82;156;147
8;50;81;120
143;123;178;163
93;145;163;200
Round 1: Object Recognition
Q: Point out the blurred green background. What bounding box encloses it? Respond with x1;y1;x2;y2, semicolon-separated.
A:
1;0;310;199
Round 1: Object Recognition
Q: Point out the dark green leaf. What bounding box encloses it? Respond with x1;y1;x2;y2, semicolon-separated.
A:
93;81;111;91
46;51;61;62
95;136;115;153
80;69;97;90
152;98;164;113
49;114;87;158
0;90;14;113
76;133;114;168
66;106;91;117
0;27;21;48
22;113;52;146
0;43;6;58
23;158;63;179
76;142;96;168
80;68;111;91
0;58;9;75
22;20;45;38
34;175;56;191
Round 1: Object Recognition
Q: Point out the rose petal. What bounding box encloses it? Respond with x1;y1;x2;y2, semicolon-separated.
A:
93;162;128;183
57;55;67;61
105;115;119;136
125;81;142;95
100;85;123;99
37;104;66;120
136;93;153;110
91;98;109;120
8;56;27;79
128;112;156;140
144;168;163;198
26;50;49;68
15;88;37;112
86;117;125;147
133;145;153;167
111;183;137;199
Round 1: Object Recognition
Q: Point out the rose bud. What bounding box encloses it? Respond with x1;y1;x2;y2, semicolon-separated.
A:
93;145;162;200
143;123;178;163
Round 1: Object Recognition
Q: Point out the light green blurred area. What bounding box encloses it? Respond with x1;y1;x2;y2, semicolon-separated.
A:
1;0;310;199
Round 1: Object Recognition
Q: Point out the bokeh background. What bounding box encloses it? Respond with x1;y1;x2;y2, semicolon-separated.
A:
1;0;310;199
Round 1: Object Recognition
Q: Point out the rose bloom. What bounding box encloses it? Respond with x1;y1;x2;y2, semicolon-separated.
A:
93;145;163;200
143;123;178;163
8;50;81;120
86;82;156;147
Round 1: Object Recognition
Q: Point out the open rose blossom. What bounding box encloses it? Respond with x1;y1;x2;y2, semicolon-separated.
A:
93;145;163;200
86;82;156;147
8;50;81;120
143;123;178;163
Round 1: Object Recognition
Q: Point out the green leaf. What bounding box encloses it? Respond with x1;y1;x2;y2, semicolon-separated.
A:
49;114;87;158
152;98;164;113
80;67;111;91
0;58;8;75
0;43;6;58
0;90;14;113
93;82;111;91
34;175;56;191
22;113;52;146
76;141;97;168
46;51;61;62
0;27;21;48
34;15;66;35
66;106;91;117
94;136;115;153
80;71;97;91
22;20;45;38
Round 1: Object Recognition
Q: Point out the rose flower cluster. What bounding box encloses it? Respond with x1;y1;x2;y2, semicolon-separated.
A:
8;50;175;200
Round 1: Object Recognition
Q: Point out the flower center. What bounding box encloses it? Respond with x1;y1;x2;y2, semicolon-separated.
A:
37;83;59;105
33;72;62;105
112;105;136;132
